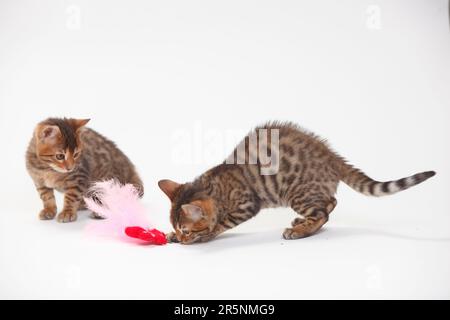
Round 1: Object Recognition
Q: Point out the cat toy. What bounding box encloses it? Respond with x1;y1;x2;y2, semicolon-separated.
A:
84;180;167;245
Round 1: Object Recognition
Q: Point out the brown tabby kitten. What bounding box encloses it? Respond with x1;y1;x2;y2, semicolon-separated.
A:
159;121;435;244
26;117;143;223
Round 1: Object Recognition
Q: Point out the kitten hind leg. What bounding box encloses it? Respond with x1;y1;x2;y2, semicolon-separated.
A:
290;197;337;227
284;196;336;240
82;195;106;219
122;174;144;198
90;212;105;219
130;177;144;198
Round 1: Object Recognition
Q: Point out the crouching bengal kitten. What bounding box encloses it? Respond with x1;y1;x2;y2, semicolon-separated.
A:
159;121;435;244
26;117;143;223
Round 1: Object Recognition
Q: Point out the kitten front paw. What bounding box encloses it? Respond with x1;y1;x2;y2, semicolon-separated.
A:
166;232;179;243
39;208;57;220
198;234;217;243
57;210;77;223
90;212;105;220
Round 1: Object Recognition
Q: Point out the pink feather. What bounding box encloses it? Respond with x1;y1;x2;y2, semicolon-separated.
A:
84;180;151;242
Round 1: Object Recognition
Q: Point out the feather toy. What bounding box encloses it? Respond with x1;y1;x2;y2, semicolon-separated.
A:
84;180;167;245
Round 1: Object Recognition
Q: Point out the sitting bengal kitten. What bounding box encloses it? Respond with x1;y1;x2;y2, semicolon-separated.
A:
159;121;435;244
26;117;143;223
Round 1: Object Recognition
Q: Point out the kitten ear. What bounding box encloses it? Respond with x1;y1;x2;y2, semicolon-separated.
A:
181;204;204;222
158;179;181;201
36;125;60;142
71;119;90;131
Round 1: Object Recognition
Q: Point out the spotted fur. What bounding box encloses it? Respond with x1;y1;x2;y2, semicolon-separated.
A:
159;121;435;243
26;117;143;223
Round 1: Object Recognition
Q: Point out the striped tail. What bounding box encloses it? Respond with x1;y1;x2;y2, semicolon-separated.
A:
340;164;436;197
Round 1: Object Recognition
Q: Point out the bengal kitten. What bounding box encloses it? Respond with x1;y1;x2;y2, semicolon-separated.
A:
159;121;435;244
26;117;143;223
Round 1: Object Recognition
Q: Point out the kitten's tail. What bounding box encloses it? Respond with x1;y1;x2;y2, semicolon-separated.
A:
339;162;436;197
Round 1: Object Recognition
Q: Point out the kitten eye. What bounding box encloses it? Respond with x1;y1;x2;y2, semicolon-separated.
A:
55;154;65;161
73;151;81;158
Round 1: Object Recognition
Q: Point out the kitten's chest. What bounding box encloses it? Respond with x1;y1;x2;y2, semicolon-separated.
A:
42;172;66;192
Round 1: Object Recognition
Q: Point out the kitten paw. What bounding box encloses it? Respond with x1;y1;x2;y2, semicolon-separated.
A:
283;225;317;240
39;208;57;220
283;227;306;240
198;234;217;243
89;212;105;220
166;232;179;243
57;210;77;223
291;217;305;227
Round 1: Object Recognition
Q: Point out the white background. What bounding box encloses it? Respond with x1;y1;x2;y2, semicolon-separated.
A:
0;0;449;299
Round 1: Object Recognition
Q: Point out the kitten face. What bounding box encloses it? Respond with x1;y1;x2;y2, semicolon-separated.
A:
158;179;218;244
35;118;89;173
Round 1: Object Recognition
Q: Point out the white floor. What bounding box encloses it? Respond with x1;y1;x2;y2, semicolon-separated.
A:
1;185;449;299
1;0;449;300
